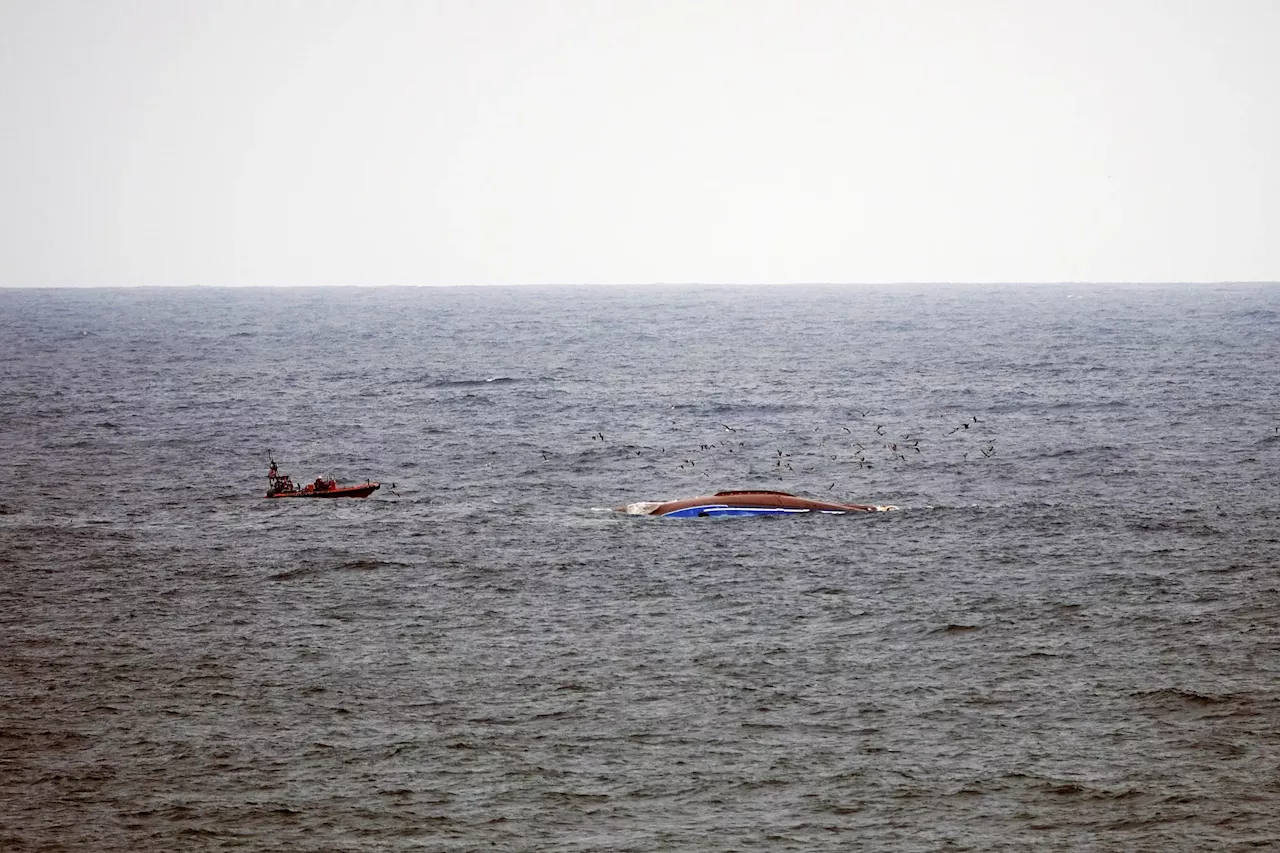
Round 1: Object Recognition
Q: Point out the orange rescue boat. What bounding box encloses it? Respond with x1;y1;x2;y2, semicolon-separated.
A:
265;458;380;499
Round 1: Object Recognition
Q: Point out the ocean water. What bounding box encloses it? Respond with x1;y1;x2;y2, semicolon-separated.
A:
1;282;1278;851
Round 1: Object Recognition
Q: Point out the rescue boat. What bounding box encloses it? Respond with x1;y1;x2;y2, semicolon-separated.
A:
265;459;380;499
615;490;897;518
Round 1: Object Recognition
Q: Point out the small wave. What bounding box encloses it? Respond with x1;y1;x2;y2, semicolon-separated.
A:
269;567;318;581
1037;780;1144;800
555;682;594;693
270;559;408;579
381;373;527;388
339;559;408;571
433;376;522;388
1040;446;1121;460
1136;687;1235;705
1045;783;1088;795
732;778;790;791
447;393;495;405
930;623;982;634
531;709;573;721
542;790;610;803
815;803;864;815
1047;400;1132;410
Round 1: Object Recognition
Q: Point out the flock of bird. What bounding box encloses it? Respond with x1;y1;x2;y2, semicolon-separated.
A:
535;412;1280;489
544;408;1001;482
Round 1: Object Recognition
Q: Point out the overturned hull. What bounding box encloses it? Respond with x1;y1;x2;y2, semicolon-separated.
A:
616;490;897;518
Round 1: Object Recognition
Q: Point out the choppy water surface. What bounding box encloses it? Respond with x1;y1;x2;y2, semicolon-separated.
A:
2;283;1278;851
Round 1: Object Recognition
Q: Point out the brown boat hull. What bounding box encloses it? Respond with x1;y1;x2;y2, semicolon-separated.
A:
616;490;896;517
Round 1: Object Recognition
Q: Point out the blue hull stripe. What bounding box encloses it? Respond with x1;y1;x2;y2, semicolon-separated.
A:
659;504;848;518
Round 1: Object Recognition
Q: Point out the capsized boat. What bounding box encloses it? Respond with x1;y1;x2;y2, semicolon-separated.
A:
265;459;380;499
615;490;897;518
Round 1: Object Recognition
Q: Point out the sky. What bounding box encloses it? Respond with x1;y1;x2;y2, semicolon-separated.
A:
1;0;1277;287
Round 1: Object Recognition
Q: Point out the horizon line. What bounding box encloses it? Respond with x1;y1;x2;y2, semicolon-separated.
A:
3;280;1279;290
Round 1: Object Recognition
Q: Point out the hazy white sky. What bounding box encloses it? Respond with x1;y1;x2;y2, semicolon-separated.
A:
1;0;1277;286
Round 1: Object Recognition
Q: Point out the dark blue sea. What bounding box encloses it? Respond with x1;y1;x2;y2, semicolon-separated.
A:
2;283;1278;851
